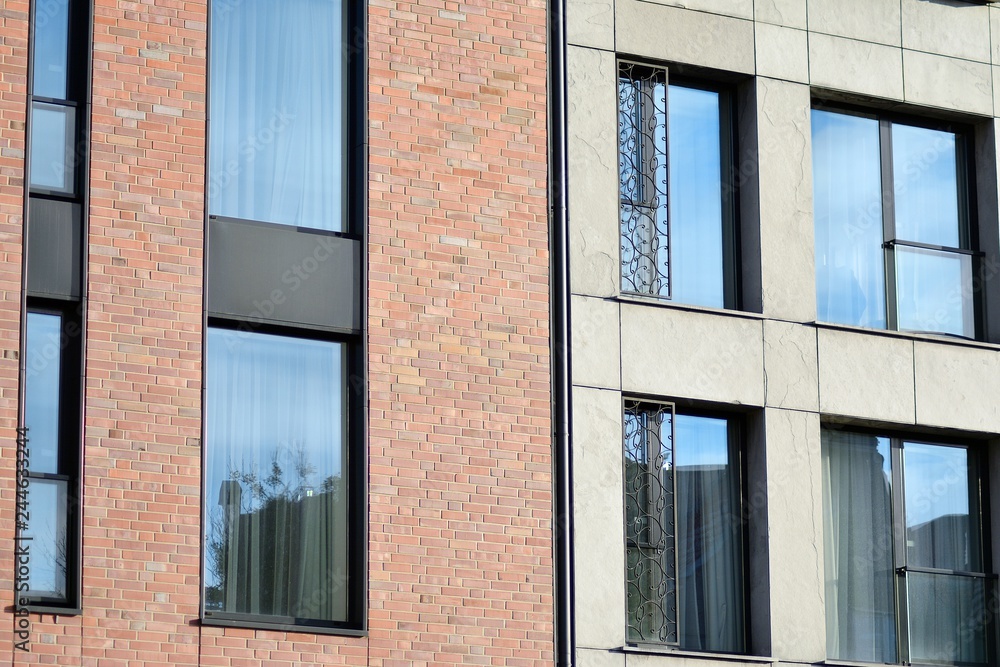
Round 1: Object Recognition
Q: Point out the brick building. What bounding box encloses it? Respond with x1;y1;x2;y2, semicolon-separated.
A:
0;0;554;665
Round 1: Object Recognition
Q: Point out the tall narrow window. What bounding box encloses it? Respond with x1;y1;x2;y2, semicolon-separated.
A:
813;108;978;338
23;309;80;606
618;62;737;309
624;401;746;653
823;429;993;664
209;0;347;230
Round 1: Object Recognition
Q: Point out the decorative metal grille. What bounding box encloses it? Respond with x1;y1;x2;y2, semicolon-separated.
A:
619;62;670;298
623;400;677;644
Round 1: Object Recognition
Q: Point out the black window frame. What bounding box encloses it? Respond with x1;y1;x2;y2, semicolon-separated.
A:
617;58;741;311
200;0;368;636
822;425;996;666
812;102;983;340
21;301;84;613
622;397;750;654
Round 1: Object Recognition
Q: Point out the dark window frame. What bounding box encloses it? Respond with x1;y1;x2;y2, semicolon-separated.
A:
617;58;741;311
622;397;749;654
22;300;83;613
812;102;983;340
822;425;996;666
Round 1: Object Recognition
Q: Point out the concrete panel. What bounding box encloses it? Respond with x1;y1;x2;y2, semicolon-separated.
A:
616;0;755;74
914;342;1000;433
624;653;773;667
901;0;990;63
808;0;901;46
578;649;625;667
809;33;904;101
641;0;754;20
568;46;620;298
572;386;627;649
755;0;807;29
993;6;1000;64
567;0;615;50
754;23;808;84
764;320;818;411
818;328;915;424
756;79;815;322
763;408;825;662
572;295;621;390
903;50;993;116
620;305;765;406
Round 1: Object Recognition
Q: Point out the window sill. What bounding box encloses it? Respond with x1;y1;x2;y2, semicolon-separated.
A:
24;605;81;616
813;320;1000;352
613;293;765;321
618;645;776;663
201;615;366;638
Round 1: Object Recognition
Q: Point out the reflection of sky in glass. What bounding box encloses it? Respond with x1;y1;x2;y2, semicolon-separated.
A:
896;246;974;337
26;478;67;598
892;124;959;247
669;85;724;308
674;414;728;468
25;313;61;474
32;0;70;99
206;329;345;514
30;102;72;192
813;110;886;329
903;443;969;528
209;0;344;230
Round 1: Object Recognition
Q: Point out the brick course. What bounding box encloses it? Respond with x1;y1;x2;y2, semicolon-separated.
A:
3;0;552;664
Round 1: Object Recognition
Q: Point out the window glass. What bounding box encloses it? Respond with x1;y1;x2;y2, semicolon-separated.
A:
892;125;960;248
32;0;71;99
669;87;724;309
209;0;345;231
674;414;744;653
903;443;978;571
822;431;896;664
26;478;68;598
907;571;988;664
25;312;62;475
205;328;348;622
812;110;887;329
30;102;74;193
895;246;974;338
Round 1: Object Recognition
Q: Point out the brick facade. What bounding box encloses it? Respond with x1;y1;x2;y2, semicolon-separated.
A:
1;0;552;665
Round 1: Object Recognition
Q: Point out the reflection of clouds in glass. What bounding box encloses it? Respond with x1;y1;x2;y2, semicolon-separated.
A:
903;443;969;528
669;85;724;309
674;414;728;469
892;124;959;247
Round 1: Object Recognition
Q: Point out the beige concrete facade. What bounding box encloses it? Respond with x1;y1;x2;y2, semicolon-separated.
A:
567;0;1000;665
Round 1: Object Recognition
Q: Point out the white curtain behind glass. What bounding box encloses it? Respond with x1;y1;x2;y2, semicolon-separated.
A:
205;329;348;622
210;0;343;230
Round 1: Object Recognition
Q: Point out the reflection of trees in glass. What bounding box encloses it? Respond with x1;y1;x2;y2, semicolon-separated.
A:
205;442;344;619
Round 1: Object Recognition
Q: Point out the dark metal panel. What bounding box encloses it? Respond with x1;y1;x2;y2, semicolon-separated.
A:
26;197;82;300
207;217;360;334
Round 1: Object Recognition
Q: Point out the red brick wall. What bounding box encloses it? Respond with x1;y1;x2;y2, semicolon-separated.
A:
4;0;552;663
0;0;27;662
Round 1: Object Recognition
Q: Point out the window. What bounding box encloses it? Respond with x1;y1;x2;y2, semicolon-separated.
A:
22;308;81;607
623;400;746;652
812;108;978;338
823;429;994;664
209;0;348;231
618;61;738;309
204;328;350;626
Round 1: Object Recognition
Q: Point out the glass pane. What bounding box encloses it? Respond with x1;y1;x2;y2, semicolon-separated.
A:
25;312;62;475
892;124;961;248
624;403;676;644
205;328;348;622
32;0;71;99
669;86;725;308
822;431;896;664
907;572;989;665
619;66;668;297
812;110;887;329
903;443;979;572
30;101;74;193
209;0;345;231
674;415;744;653
25;478;68;599
895;246;974;338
